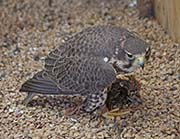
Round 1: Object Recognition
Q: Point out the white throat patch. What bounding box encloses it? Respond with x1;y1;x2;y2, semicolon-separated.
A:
103;57;109;63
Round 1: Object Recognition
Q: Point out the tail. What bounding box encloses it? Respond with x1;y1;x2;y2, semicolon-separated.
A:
20;71;61;94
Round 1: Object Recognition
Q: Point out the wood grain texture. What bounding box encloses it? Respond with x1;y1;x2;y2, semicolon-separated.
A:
153;0;180;43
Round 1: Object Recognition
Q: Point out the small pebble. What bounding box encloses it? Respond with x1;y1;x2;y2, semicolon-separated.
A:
177;74;180;80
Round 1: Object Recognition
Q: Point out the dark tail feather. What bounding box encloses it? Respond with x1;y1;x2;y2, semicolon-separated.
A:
20;71;60;94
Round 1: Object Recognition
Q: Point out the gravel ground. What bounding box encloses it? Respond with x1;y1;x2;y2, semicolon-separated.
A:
0;0;180;139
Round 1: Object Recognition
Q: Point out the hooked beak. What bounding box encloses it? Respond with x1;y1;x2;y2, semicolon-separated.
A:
136;56;145;69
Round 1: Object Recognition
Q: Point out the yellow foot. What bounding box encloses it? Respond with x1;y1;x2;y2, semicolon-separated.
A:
102;108;131;119
116;74;129;80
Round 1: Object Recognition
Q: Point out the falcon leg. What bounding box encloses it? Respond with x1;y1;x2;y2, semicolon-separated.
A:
81;89;108;112
22;92;36;105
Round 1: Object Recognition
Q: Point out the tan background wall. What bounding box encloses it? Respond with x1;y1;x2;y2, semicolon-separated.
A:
153;0;180;43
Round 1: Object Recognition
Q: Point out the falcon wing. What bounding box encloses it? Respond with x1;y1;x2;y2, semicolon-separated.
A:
45;53;116;95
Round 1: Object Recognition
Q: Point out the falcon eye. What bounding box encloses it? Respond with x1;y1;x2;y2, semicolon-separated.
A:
126;52;134;60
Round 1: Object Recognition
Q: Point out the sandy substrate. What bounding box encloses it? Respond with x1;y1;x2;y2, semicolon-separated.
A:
0;0;180;138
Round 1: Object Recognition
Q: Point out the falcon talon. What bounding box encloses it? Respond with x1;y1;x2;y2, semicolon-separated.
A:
19;26;150;113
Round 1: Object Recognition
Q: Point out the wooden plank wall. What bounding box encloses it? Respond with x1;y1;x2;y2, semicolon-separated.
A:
153;0;180;43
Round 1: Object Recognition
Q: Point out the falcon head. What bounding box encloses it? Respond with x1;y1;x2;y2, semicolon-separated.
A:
110;35;151;73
